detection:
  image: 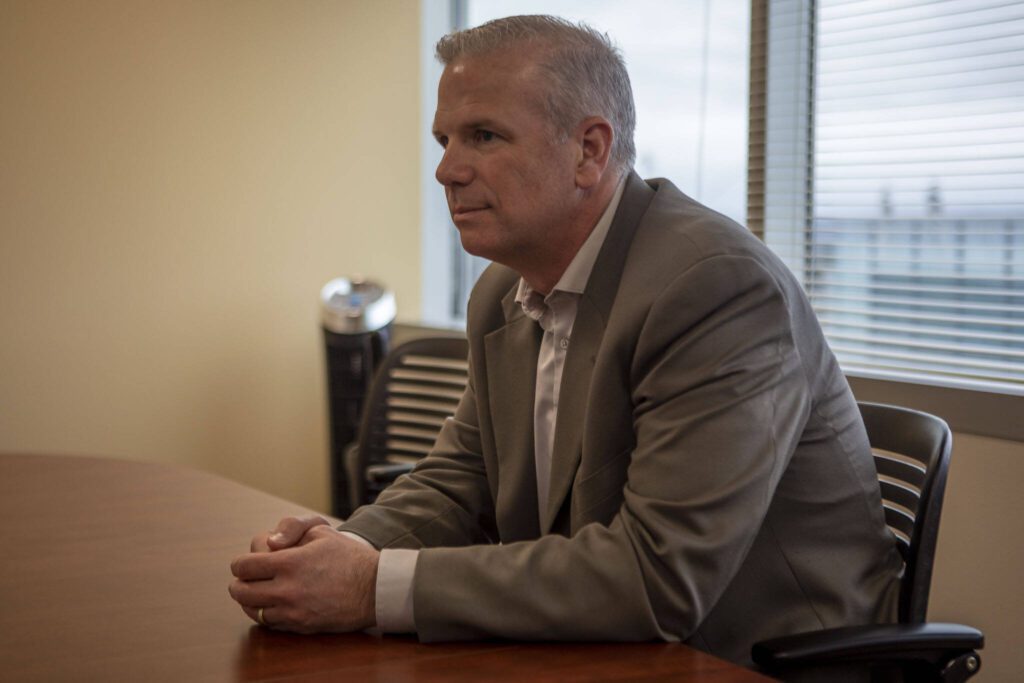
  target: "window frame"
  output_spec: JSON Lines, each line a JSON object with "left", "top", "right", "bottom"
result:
{"left": 419, "top": 0, "right": 490, "bottom": 329}
{"left": 418, "top": 0, "right": 459, "bottom": 328}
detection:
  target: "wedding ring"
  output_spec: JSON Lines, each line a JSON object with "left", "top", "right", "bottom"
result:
{"left": 257, "top": 607, "right": 267, "bottom": 627}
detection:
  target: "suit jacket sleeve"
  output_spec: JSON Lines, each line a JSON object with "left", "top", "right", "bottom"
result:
{"left": 411, "top": 253, "right": 813, "bottom": 642}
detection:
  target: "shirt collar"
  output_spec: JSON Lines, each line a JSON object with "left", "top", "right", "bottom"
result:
{"left": 515, "top": 175, "right": 628, "bottom": 317}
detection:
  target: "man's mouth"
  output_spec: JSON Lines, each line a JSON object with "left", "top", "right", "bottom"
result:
{"left": 452, "top": 206, "right": 489, "bottom": 220}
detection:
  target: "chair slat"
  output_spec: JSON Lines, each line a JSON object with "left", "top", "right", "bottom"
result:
{"left": 388, "top": 382, "right": 465, "bottom": 401}
{"left": 388, "top": 396, "right": 461, "bottom": 414}
{"left": 892, "top": 534, "right": 910, "bottom": 563}
{"left": 879, "top": 478, "right": 921, "bottom": 515}
{"left": 401, "top": 354, "right": 469, "bottom": 372}
{"left": 874, "top": 453, "right": 927, "bottom": 489}
{"left": 389, "top": 368, "right": 469, "bottom": 386}
{"left": 383, "top": 454, "right": 421, "bottom": 465}
{"left": 884, "top": 503, "right": 916, "bottom": 539}
{"left": 387, "top": 425, "right": 442, "bottom": 442}
{"left": 386, "top": 410, "right": 448, "bottom": 429}
{"left": 385, "top": 438, "right": 434, "bottom": 455}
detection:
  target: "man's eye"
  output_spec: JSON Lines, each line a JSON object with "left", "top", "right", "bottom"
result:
{"left": 475, "top": 130, "right": 496, "bottom": 143}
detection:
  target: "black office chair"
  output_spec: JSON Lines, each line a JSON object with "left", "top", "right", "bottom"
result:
{"left": 344, "top": 335, "right": 469, "bottom": 510}
{"left": 752, "top": 402, "right": 983, "bottom": 682}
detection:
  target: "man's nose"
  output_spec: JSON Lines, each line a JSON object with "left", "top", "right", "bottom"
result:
{"left": 435, "top": 146, "right": 473, "bottom": 187}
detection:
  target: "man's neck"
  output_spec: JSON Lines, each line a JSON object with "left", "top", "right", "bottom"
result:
{"left": 521, "top": 172, "right": 624, "bottom": 295}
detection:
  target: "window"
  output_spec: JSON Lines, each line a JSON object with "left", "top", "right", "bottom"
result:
{"left": 420, "top": 0, "right": 750, "bottom": 326}
{"left": 752, "top": 0, "right": 1024, "bottom": 407}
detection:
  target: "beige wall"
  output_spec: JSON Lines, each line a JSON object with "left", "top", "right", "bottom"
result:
{"left": 0, "top": 0, "right": 421, "bottom": 513}
{"left": 1, "top": 1, "right": 1020, "bottom": 678}
{"left": 928, "top": 432, "right": 1024, "bottom": 681}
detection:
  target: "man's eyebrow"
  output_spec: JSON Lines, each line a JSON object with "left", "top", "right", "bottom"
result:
{"left": 464, "top": 118, "right": 502, "bottom": 130}
{"left": 435, "top": 118, "right": 508, "bottom": 137}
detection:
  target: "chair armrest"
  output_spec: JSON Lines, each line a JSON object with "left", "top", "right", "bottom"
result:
{"left": 365, "top": 462, "right": 416, "bottom": 485}
{"left": 752, "top": 622, "right": 983, "bottom": 668}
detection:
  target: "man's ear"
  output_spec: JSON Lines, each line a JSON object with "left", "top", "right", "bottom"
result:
{"left": 574, "top": 117, "right": 614, "bottom": 190}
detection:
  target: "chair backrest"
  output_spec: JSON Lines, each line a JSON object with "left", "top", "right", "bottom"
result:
{"left": 859, "top": 401, "right": 953, "bottom": 624}
{"left": 349, "top": 335, "right": 469, "bottom": 507}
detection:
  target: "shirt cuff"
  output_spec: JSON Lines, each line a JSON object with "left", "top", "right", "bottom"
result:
{"left": 375, "top": 548, "right": 419, "bottom": 633}
{"left": 339, "top": 532, "right": 418, "bottom": 633}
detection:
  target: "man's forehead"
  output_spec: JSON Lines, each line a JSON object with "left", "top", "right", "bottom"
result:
{"left": 434, "top": 51, "right": 547, "bottom": 122}
{"left": 442, "top": 46, "right": 546, "bottom": 89}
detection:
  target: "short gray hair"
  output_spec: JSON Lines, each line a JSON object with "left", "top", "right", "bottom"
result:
{"left": 436, "top": 15, "right": 636, "bottom": 172}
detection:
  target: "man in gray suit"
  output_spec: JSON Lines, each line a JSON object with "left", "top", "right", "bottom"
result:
{"left": 230, "top": 15, "right": 902, "bottom": 666}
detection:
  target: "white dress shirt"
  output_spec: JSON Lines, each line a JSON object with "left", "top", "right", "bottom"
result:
{"left": 354, "top": 177, "right": 628, "bottom": 633}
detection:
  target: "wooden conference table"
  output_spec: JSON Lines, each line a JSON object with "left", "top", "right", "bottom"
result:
{"left": 0, "top": 454, "right": 771, "bottom": 682}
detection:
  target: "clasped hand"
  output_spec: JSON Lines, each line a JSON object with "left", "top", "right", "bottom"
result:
{"left": 229, "top": 515, "right": 379, "bottom": 633}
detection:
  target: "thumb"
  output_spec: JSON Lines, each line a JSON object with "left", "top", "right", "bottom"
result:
{"left": 267, "top": 514, "right": 329, "bottom": 550}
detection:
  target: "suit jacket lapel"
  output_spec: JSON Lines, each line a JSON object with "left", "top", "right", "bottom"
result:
{"left": 485, "top": 285, "right": 542, "bottom": 540}
{"left": 542, "top": 172, "right": 657, "bottom": 533}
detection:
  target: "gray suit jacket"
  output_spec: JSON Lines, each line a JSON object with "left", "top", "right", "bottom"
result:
{"left": 341, "top": 173, "right": 902, "bottom": 665}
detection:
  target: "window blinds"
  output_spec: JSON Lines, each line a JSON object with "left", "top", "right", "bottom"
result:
{"left": 752, "top": 0, "right": 1024, "bottom": 395}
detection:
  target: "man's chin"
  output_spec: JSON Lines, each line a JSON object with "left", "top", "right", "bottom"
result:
{"left": 455, "top": 229, "right": 499, "bottom": 262}
{"left": 457, "top": 237, "right": 491, "bottom": 260}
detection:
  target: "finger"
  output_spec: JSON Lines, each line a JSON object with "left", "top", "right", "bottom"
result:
{"left": 268, "top": 515, "right": 329, "bottom": 550}
{"left": 295, "top": 523, "right": 342, "bottom": 547}
{"left": 230, "top": 552, "right": 278, "bottom": 581}
{"left": 228, "top": 577, "right": 277, "bottom": 607}
{"left": 250, "top": 531, "right": 271, "bottom": 553}
{"left": 268, "top": 514, "right": 329, "bottom": 548}
{"left": 240, "top": 604, "right": 284, "bottom": 630}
